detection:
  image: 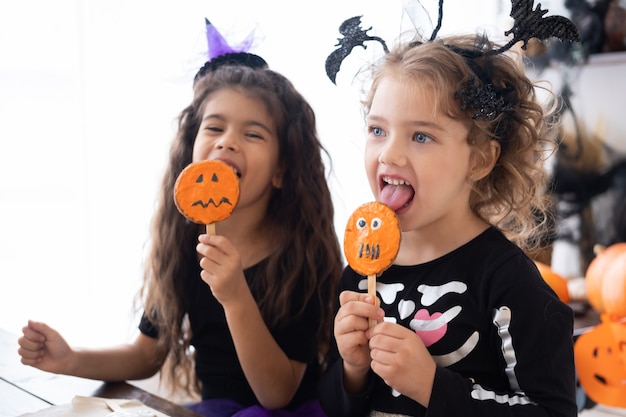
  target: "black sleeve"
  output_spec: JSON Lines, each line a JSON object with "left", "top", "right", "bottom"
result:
{"left": 138, "top": 312, "right": 158, "bottom": 339}
{"left": 319, "top": 266, "right": 374, "bottom": 417}
{"left": 425, "top": 255, "right": 578, "bottom": 417}
{"left": 319, "top": 358, "right": 376, "bottom": 417}
{"left": 320, "top": 253, "right": 577, "bottom": 417}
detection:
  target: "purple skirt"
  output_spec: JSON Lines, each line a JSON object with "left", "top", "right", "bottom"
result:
{"left": 187, "top": 398, "right": 327, "bottom": 417}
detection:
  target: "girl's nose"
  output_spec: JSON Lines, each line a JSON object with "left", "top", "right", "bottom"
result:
{"left": 378, "top": 134, "right": 406, "bottom": 167}
{"left": 215, "top": 132, "right": 239, "bottom": 151}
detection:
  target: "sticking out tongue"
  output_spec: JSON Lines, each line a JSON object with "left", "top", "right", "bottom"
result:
{"left": 379, "top": 184, "right": 415, "bottom": 211}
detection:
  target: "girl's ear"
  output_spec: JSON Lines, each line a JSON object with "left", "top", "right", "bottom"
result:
{"left": 272, "top": 165, "right": 284, "bottom": 189}
{"left": 469, "top": 140, "right": 500, "bottom": 181}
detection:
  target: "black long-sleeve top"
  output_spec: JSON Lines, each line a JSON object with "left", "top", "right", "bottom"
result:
{"left": 319, "top": 227, "right": 577, "bottom": 417}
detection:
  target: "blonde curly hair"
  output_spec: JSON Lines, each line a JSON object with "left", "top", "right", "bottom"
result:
{"left": 362, "top": 34, "right": 558, "bottom": 253}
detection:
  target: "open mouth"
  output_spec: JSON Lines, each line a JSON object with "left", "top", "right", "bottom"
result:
{"left": 380, "top": 176, "right": 415, "bottom": 211}
{"left": 215, "top": 159, "right": 242, "bottom": 179}
{"left": 226, "top": 164, "right": 241, "bottom": 179}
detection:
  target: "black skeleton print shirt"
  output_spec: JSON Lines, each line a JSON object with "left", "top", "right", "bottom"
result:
{"left": 319, "top": 227, "right": 577, "bottom": 417}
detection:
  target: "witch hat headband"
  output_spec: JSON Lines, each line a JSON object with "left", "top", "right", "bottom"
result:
{"left": 194, "top": 18, "right": 267, "bottom": 83}
{"left": 325, "top": 0, "right": 580, "bottom": 122}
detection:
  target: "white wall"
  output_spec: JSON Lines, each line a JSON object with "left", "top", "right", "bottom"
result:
{"left": 0, "top": 0, "right": 397, "bottom": 346}
{"left": 1, "top": 0, "right": 581, "bottom": 348}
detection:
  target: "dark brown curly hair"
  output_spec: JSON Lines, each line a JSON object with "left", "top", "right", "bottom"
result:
{"left": 137, "top": 64, "right": 343, "bottom": 396}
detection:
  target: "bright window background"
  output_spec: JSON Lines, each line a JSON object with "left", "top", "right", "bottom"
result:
{"left": 1, "top": 0, "right": 517, "bottom": 347}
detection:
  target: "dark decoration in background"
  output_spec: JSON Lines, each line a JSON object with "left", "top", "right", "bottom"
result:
{"left": 602, "top": 0, "right": 626, "bottom": 52}
{"left": 540, "top": 78, "right": 626, "bottom": 272}
{"left": 566, "top": 0, "right": 610, "bottom": 57}
{"left": 525, "top": 0, "right": 626, "bottom": 71}
{"left": 550, "top": 144, "right": 626, "bottom": 264}
{"left": 520, "top": 1, "right": 626, "bottom": 274}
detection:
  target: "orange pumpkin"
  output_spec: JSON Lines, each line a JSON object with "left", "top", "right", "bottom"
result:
{"left": 585, "top": 243, "right": 626, "bottom": 316}
{"left": 574, "top": 316, "right": 626, "bottom": 408}
{"left": 534, "top": 261, "right": 570, "bottom": 303}
{"left": 344, "top": 201, "right": 401, "bottom": 276}
{"left": 174, "top": 160, "right": 239, "bottom": 224}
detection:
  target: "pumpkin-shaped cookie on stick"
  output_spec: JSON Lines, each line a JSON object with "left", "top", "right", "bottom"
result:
{"left": 344, "top": 201, "right": 401, "bottom": 327}
{"left": 174, "top": 160, "right": 240, "bottom": 235}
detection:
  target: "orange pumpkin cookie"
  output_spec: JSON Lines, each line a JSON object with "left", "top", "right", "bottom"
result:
{"left": 344, "top": 201, "right": 401, "bottom": 276}
{"left": 174, "top": 160, "right": 239, "bottom": 224}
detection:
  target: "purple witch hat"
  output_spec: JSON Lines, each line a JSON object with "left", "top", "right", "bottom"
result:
{"left": 194, "top": 18, "right": 267, "bottom": 83}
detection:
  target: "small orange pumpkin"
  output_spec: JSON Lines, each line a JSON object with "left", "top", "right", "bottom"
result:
{"left": 585, "top": 243, "right": 626, "bottom": 317}
{"left": 534, "top": 261, "right": 570, "bottom": 303}
{"left": 174, "top": 160, "right": 239, "bottom": 224}
{"left": 344, "top": 201, "right": 401, "bottom": 276}
{"left": 574, "top": 316, "right": 626, "bottom": 408}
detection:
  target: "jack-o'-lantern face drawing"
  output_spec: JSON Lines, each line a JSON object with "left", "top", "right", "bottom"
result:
{"left": 344, "top": 201, "right": 401, "bottom": 276}
{"left": 174, "top": 160, "right": 239, "bottom": 224}
{"left": 574, "top": 318, "right": 626, "bottom": 408}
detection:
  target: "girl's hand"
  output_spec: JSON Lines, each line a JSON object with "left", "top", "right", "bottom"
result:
{"left": 368, "top": 321, "right": 436, "bottom": 407}
{"left": 18, "top": 320, "right": 74, "bottom": 374}
{"left": 197, "top": 234, "right": 248, "bottom": 307}
{"left": 19, "top": 321, "right": 165, "bottom": 381}
{"left": 334, "top": 290, "right": 384, "bottom": 392}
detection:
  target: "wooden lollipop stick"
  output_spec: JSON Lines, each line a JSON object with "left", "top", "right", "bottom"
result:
{"left": 206, "top": 222, "right": 216, "bottom": 236}
{"left": 368, "top": 273, "right": 377, "bottom": 328}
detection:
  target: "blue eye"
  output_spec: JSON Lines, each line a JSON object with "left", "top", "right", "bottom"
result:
{"left": 371, "top": 126, "right": 384, "bottom": 137}
{"left": 356, "top": 218, "right": 367, "bottom": 230}
{"left": 413, "top": 132, "right": 432, "bottom": 143}
{"left": 371, "top": 218, "right": 382, "bottom": 230}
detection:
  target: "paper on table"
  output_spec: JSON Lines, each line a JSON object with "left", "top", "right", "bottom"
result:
{"left": 18, "top": 396, "right": 171, "bottom": 417}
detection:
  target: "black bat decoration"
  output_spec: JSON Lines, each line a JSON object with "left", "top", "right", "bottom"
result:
{"left": 325, "top": 16, "right": 389, "bottom": 84}
{"left": 494, "top": 0, "right": 580, "bottom": 53}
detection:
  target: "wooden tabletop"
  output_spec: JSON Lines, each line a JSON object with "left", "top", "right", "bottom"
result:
{"left": 571, "top": 301, "right": 601, "bottom": 337}
{"left": 0, "top": 327, "right": 201, "bottom": 417}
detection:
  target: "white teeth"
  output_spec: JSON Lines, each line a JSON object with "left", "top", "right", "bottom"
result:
{"left": 383, "top": 177, "right": 410, "bottom": 186}
{"left": 227, "top": 165, "right": 240, "bottom": 177}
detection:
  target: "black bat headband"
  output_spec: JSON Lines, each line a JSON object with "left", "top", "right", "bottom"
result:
{"left": 325, "top": 0, "right": 580, "bottom": 129}
{"left": 325, "top": 16, "right": 389, "bottom": 84}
